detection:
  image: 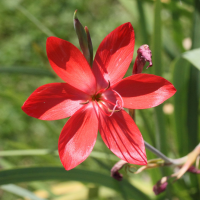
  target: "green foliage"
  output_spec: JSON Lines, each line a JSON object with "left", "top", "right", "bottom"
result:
{"left": 0, "top": 0, "right": 199, "bottom": 199}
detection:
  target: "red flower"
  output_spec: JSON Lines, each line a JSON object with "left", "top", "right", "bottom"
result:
{"left": 22, "top": 23, "right": 176, "bottom": 170}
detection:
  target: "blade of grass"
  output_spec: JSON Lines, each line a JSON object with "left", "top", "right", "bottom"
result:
{"left": 1, "top": 184, "right": 46, "bottom": 200}
{"left": 0, "top": 67, "right": 55, "bottom": 77}
{"left": 172, "top": 57, "right": 190, "bottom": 155}
{"left": 170, "top": 1, "right": 185, "bottom": 52}
{"left": 0, "top": 167, "right": 150, "bottom": 199}
{"left": 152, "top": 0, "right": 167, "bottom": 154}
{"left": 186, "top": 0, "right": 200, "bottom": 196}
{"left": 136, "top": 0, "right": 149, "bottom": 44}
{"left": 17, "top": 5, "right": 55, "bottom": 37}
{"left": 187, "top": 0, "right": 200, "bottom": 152}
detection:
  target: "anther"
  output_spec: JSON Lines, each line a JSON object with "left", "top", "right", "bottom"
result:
{"left": 105, "top": 80, "right": 110, "bottom": 90}
{"left": 80, "top": 100, "right": 89, "bottom": 105}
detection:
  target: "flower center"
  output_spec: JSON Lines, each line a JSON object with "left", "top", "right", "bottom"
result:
{"left": 94, "top": 82, "right": 124, "bottom": 117}
{"left": 80, "top": 81, "right": 124, "bottom": 117}
{"left": 91, "top": 93, "right": 102, "bottom": 102}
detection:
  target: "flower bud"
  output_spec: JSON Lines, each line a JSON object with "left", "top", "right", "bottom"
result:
{"left": 187, "top": 165, "right": 200, "bottom": 174}
{"left": 73, "top": 10, "right": 92, "bottom": 66}
{"left": 153, "top": 177, "right": 168, "bottom": 195}
{"left": 132, "top": 44, "right": 152, "bottom": 74}
{"left": 111, "top": 160, "right": 127, "bottom": 181}
{"left": 85, "top": 26, "right": 93, "bottom": 66}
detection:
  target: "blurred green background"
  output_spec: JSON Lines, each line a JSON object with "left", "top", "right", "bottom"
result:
{"left": 0, "top": 0, "right": 199, "bottom": 199}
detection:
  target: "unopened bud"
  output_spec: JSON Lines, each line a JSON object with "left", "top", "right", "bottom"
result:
{"left": 187, "top": 166, "right": 200, "bottom": 174}
{"left": 73, "top": 10, "right": 92, "bottom": 65}
{"left": 84, "top": 26, "right": 93, "bottom": 66}
{"left": 111, "top": 160, "right": 127, "bottom": 181}
{"left": 153, "top": 177, "right": 168, "bottom": 195}
{"left": 133, "top": 44, "right": 152, "bottom": 74}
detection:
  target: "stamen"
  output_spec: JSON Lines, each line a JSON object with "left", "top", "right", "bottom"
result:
{"left": 108, "top": 100, "right": 122, "bottom": 116}
{"left": 105, "top": 80, "right": 110, "bottom": 90}
{"left": 96, "top": 81, "right": 110, "bottom": 95}
{"left": 112, "top": 89, "right": 124, "bottom": 108}
{"left": 96, "top": 101, "right": 111, "bottom": 117}
{"left": 80, "top": 100, "right": 89, "bottom": 105}
{"left": 99, "top": 98, "right": 116, "bottom": 106}
{"left": 100, "top": 100, "right": 123, "bottom": 117}
{"left": 95, "top": 83, "right": 124, "bottom": 117}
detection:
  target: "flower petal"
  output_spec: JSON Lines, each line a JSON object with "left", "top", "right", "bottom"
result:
{"left": 113, "top": 74, "right": 176, "bottom": 109}
{"left": 93, "top": 22, "right": 135, "bottom": 89}
{"left": 58, "top": 103, "right": 98, "bottom": 170}
{"left": 46, "top": 36, "right": 96, "bottom": 95}
{"left": 98, "top": 109, "right": 147, "bottom": 165}
{"left": 22, "top": 83, "right": 89, "bottom": 120}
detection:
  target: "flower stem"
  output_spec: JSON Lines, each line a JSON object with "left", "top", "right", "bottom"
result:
{"left": 129, "top": 108, "right": 189, "bottom": 166}
{"left": 144, "top": 141, "right": 200, "bottom": 166}
{"left": 144, "top": 141, "right": 172, "bottom": 163}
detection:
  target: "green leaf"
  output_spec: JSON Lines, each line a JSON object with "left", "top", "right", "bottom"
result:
{"left": 172, "top": 57, "right": 190, "bottom": 155}
{"left": 1, "top": 184, "right": 46, "bottom": 200}
{"left": 182, "top": 48, "right": 200, "bottom": 70}
{"left": 186, "top": 1, "right": 200, "bottom": 197}
{"left": 152, "top": 0, "right": 167, "bottom": 155}
{"left": 0, "top": 167, "right": 150, "bottom": 199}
{"left": 187, "top": 0, "right": 200, "bottom": 152}
{"left": 136, "top": 0, "right": 149, "bottom": 44}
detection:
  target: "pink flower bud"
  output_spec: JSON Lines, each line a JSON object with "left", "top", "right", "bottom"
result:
{"left": 153, "top": 177, "right": 168, "bottom": 195}
{"left": 111, "top": 160, "right": 127, "bottom": 181}
{"left": 153, "top": 181, "right": 168, "bottom": 195}
{"left": 133, "top": 44, "right": 152, "bottom": 74}
{"left": 187, "top": 166, "right": 200, "bottom": 174}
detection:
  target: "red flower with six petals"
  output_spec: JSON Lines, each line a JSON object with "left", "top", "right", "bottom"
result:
{"left": 22, "top": 23, "right": 176, "bottom": 170}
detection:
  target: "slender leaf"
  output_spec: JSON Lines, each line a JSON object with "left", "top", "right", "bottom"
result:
{"left": 172, "top": 57, "right": 190, "bottom": 155}
{"left": 187, "top": 0, "right": 200, "bottom": 152}
{"left": 0, "top": 167, "right": 150, "bottom": 199}
{"left": 1, "top": 184, "right": 46, "bottom": 200}
{"left": 152, "top": 0, "right": 167, "bottom": 155}
{"left": 136, "top": 0, "right": 149, "bottom": 44}
{"left": 0, "top": 67, "right": 55, "bottom": 77}
{"left": 186, "top": 0, "right": 200, "bottom": 197}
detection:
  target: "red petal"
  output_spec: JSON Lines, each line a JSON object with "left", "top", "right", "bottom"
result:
{"left": 93, "top": 23, "right": 135, "bottom": 89}
{"left": 58, "top": 103, "right": 98, "bottom": 170}
{"left": 98, "top": 109, "right": 147, "bottom": 165}
{"left": 46, "top": 37, "right": 96, "bottom": 95}
{"left": 22, "top": 83, "right": 89, "bottom": 120}
{"left": 113, "top": 74, "right": 176, "bottom": 109}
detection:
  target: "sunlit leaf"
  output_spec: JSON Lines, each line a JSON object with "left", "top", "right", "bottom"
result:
{"left": 182, "top": 48, "right": 200, "bottom": 70}
{"left": 1, "top": 184, "right": 46, "bottom": 200}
